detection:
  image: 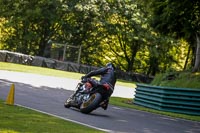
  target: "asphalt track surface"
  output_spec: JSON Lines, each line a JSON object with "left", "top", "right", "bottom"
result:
{"left": 0, "top": 71, "right": 200, "bottom": 133}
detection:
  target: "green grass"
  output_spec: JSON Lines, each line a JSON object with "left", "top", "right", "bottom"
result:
{"left": 0, "top": 62, "right": 84, "bottom": 79}
{"left": 151, "top": 71, "right": 200, "bottom": 89}
{"left": 109, "top": 97, "right": 200, "bottom": 122}
{"left": 0, "top": 100, "right": 104, "bottom": 133}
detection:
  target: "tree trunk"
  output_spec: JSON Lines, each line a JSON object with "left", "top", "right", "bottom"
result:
{"left": 183, "top": 45, "right": 191, "bottom": 70}
{"left": 192, "top": 33, "right": 200, "bottom": 72}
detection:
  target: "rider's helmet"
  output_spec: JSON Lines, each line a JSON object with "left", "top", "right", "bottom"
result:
{"left": 106, "top": 62, "right": 115, "bottom": 70}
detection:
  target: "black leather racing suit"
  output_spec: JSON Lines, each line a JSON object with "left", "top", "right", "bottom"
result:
{"left": 84, "top": 66, "right": 117, "bottom": 97}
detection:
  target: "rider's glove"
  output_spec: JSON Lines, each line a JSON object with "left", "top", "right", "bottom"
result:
{"left": 81, "top": 76, "right": 86, "bottom": 80}
{"left": 81, "top": 76, "right": 87, "bottom": 82}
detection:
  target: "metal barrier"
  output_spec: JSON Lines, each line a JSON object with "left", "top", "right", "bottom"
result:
{"left": 134, "top": 84, "right": 200, "bottom": 115}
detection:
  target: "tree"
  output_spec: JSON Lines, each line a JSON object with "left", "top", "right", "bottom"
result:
{"left": 0, "top": 0, "right": 189, "bottom": 75}
{"left": 61, "top": 0, "right": 108, "bottom": 65}
{"left": 0, "top": 0, "right": 64, "bottom": 56}
{"left": 98, "top": 0, "right": 151, "bottom": 72}
{"left": 148, "top": 0, "right": 200, "bottom": 72}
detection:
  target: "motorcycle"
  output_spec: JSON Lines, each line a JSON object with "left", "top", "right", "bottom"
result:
{"left": 64, "top": 78, "right": 112, "bottom": 114}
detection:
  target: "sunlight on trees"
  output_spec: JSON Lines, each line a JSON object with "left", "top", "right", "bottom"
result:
{"left": 0, "top": 0, "right": 199, "bottom": 75}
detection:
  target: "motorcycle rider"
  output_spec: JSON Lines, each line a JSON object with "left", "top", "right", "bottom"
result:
{"left": 81, "top": 62, "right": 117, "bottom": 110}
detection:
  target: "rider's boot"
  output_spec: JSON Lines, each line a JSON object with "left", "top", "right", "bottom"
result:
{"left": 100, "top": 99, "right": 109, "bottom": 110}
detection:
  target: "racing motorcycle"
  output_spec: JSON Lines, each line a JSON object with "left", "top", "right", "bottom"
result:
{"left": 64, "top": 78, "right": 112, "bottom": 114}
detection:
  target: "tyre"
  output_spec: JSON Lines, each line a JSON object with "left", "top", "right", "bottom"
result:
{"left": 80, "top": 93, "right": 102, "bottom": 114}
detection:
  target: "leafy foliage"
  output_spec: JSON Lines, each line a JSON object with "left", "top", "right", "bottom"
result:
{"left": 146, "top": 0, "right": 200, "bottom": 72}
{"left": 0, "top": 0, "right": 198, "bottom": 75}
{"left": 0, "top": 0, "right": 64, "bottom": 55}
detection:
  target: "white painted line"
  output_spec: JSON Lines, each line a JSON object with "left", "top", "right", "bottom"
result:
{"left": 116, "top": 119, "right": 128, "bottom": 123}
{"left": 16, "top": 104, "right": 111, "bottom": 132}
{"left": 112, "top": 106, "right": 123, "bottom": 110}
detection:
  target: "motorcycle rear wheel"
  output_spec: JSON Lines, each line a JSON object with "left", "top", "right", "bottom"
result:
{"left": 80, "top": 93, "right": 102, "bottom": 114}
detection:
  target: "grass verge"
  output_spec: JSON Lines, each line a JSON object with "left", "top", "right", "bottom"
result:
{"left": 109, "top": 97, "right": 200, "bottom": 122}
{"left": 151, "top": 71, "right": 200, "bottom": 89}
{"left": 0, "top": 100, "right": 104, "bottom": 133}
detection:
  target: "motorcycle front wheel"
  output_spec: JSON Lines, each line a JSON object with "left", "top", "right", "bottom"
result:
{"left": 80, "top": 93, "right": 102, "bottom": 114}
